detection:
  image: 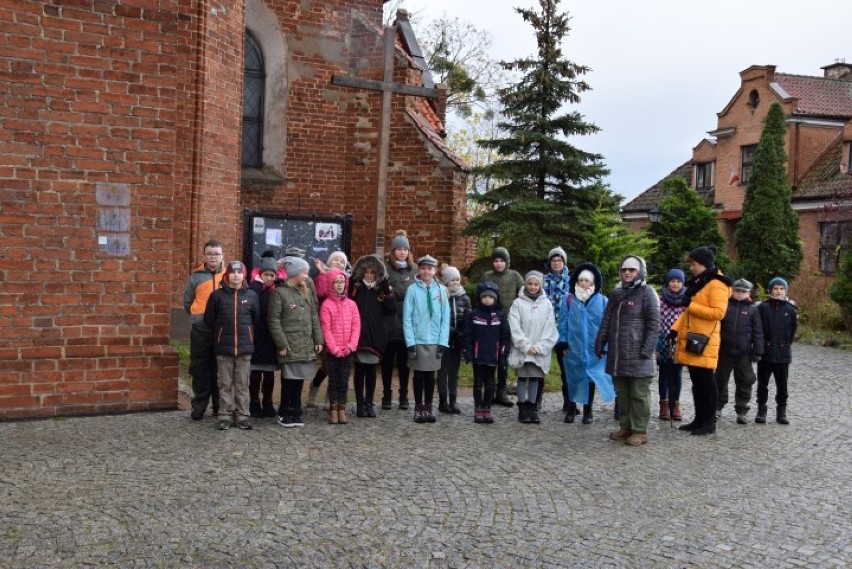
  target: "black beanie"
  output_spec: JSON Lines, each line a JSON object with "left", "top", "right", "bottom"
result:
{"left": 687, "top": 246, "right": 716, "bottom": 269}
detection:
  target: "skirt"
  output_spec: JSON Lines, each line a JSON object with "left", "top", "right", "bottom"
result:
{"left": 281, "top": 360, "right": 316, "bottom": 380}
{"left": 412, "top": 344, "right": 442, "bottom": 372}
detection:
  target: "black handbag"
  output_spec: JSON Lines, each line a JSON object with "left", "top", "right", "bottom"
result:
{"left": 684, "top": 313, "right": 716, "bottom": 355}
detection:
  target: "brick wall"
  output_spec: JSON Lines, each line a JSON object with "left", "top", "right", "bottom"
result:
{"left": 0, "top": 1, "right": 182, "bottom": 419}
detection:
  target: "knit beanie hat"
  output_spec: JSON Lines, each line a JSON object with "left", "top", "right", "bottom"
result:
{"left": 260, "top": 257, "right": 278, "bottom": 274}
{"left": 577, "top": 269, "right": 594, "bottom": 283}
{"left": 391, "top": 231, "right": 410, "bottom": 251}
{"left": 665, "top": 268, "right": 686, "bottom": 284}
{"left": 548, "top": 246, "right": 567, "bottom": 264}
{"left": 492, "top": 247, "right": 510, "bottom": 263}
{"left": 524, "top": 270, "right": 544, "bottom": 285}
{"left": 480, "top": 288, "right": 498, "bottom": 300}
{"left": 440, "top": 266, "right": 461, "bottom": 284}
{"left": 284, "top": 257, "right": 309, "bottom": 277}
{"left": 327, "top": 250, "right": 347, "bottom": 266}
{"left": 687, "top": 245, "right": 716, "bottom": 269}
{"left": 620, "top": 256, "right": 642, "bottom": 272}
{"left": 733, "top": 278, "right": 753, "bottom": 292}
{"left": 767, "top": 276, "right": 788, "bottom": 291}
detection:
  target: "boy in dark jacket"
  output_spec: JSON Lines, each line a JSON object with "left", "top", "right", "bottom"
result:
{"left": 204, "top": 261, "right": 260, "bottom": 431}
{"left": 463, "top": 281, "right": 511, "bottom": 424}
{"left": 756, "top": 277, "right": 798, "bottom": 425}
{"left": 715, "top": 279, "right": 764, "bottom": 424}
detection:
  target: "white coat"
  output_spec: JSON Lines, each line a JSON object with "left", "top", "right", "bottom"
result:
{"left": 508, "top": 292, "right": 559, "bottom": 375}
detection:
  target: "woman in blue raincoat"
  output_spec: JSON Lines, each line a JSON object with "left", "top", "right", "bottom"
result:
{"left": 558, "top": 262, "right": 615, "bottom": 424}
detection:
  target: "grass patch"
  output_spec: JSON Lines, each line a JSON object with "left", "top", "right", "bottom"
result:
{"left": 457, "top": 353, "right": 564, "bottom": 391}
{"left": 796, "top": 323, "right": 852, "bottom": 350}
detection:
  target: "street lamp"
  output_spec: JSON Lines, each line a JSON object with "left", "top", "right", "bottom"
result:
{"left": 648, "top": 205, "right": 663, "bottom": 224}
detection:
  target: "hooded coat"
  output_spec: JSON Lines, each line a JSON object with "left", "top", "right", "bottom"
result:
{"left": 384, "top": 254, "right": 416, "bottom": 342}
{"left": 462, "top": 281, "right": 510, "bottom": 366}
{"left": 204, "top": 275, "right": 260, "bottom": 357}
{"left": 671, "top": 267, "right": 732, "bottom": 369}
{"left": 267, "top": 276, "right": 324, "bottom": 364}
{"left": 595, "top": 255, "right": 660, "bottom": 378}
{"left": 559, "top": 263, "right": 614, "bottom": 404}
{"left": 481, "top": 247, "right": 525, "bottom": 312}
{"left": 319, "top": 269, "right": 361, "bottom": 358}
{"left": 508, "top": 285, "right": 560, "bottom": 375}
{"left": 349, "top": 255, "right": 397, "bottom": 357}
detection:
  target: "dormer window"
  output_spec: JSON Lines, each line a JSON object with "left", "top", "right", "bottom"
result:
{"left": 747, "top": 89, "right": 760, "bottom": 110}
{"left": 695, "top": 162, "right": 714, "bottom": 190}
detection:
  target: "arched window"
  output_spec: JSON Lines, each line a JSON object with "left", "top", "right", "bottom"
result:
{"left": 242, "top": 32, "right": 265, "bottom": 168}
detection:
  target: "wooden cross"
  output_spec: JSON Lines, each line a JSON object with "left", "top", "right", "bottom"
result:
{"left": 332, "top": 13, "right": 441, "bottom": 259}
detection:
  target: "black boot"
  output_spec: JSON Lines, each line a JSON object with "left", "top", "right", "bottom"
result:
{"left": 564, "top": 403, "right": 578, "bottom": 424}
{"left": 438, "top": 393, "right": 452, "bottom": 414}
{"left": 249, "top": 401, "right": 264, "bottom": 418}
{"left": 449, "top": 393, "right": 461, "bottom": 414}
{"left": 528, "top": 402, "right": 541, "bottom": 424}
{"left": 366, "top": 401, "right": 376, "bottom": 418}
{"left": 678, "top": 419, "right": 702, "bottom": 431}
{"left": 356, "top": 398, "right": 367, "bottom": 418}
{"left": 755, "top": 404, "right": 768, "bottom": 424}
{"left": 581, "top": 404, "right": 593, "bottom": 424}
{"left": 776, "top": 405, "right": 789, "bottom": 425}
{"left": 517, "top": 402, "right": 528, "bottom": 423}
{"left": 494, "top": 389, "right": 514, "bottom": 407}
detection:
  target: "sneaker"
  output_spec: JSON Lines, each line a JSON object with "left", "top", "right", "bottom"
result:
{"left": 237, "top": 419, "right": 253, "bottom": 430}
{"left": 249, "top": 401, "right": 264, "bottom": 419}
{"left": 292, "top": 408, "right": 305, "bottom": 428}
{"left": 262, "top": 400, "right": 277, "bottom": 417}
{"left": 277, "top": 413, "right": 295, "bottom": 428}
{"left": 216, "top": 419, "right": 231, "bottom": 431}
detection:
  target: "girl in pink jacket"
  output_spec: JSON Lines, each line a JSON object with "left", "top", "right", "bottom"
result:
{"left": 319, "top": 268, "right": 361, "bottom": 424}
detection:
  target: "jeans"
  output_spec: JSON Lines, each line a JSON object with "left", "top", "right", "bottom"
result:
{"left": 658, "top": 361, "right": 683, "bottom": 401}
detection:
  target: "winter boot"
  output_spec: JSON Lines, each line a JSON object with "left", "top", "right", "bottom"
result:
{"left": 381, "top": 393, "right": 392, "bottom": 410}
{"left": 366, "top": 401, "right": 376, "bottom": 418}
{"left": 356, "top": 398, "right": 367, "bottom": 418}
{"left": 262, "top": 399, "right": 277, "bottom": 418}
{"left": 517, "top": 402, "right": 528, "bottom": 423}
{"left": 658, "top": 400, "right": 670, "bottom": 420}
{"left": 249, "top": 400, "right": 264, "bottom": 419}
{"left": 564, "top": 403, "right": 578, "bottom": 423}
{"left": 337, "top": 402, "right": 348, "bottom": 424}
{"left": 776, "top": 405, "right": 789, "bottom": 425}
{"left": 494, "top": 389, "right": 514, "bottom": 407}
{"left": 306, "top": 384, "right": 320, "bottom": 408}
{"left": 438, "top": 393, "right": 452, "bottom": 414}
{"left": 425, "top": 404, "right": 437, "bottom": 423}
{"left": 328, "top": 403, "right": 339, "bottom": 425}
{"left": 582, "top": 404, "right": 593, "bottom": 424}
{"left": 670, "top": 401, "right": 682, "bottom": 421}
{"left": 755, "top": 404, "right": 768, "bottom": 424}
{"left": 483, "top": 407, "right": 494, "bottom": 424}
{"left": 528, "top": 402, "right": 541, "bottom": 424}
{"left": 450, "top": 393, "right": 461, "bottom": 414}
{"left": 474, "top": 408, "right": 484, "bottom": 424}
{"left": 413, "top": 404, "right": 425, "bottom": 423}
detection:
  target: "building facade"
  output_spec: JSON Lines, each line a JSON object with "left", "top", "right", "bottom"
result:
{"left": 0, "top": 1, "right": 466, "bottom": 419}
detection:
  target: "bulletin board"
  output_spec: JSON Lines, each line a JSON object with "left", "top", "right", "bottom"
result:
{"left": 242, "top": 212, "right": 352, "bottom": 275}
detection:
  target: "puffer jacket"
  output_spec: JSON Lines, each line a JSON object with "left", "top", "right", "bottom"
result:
{"left": 403, "top": 276, "right": 450, "bottom": 347}
{"left": 595, "top": 255, "right": 660, "bottom": 378}
{"left": 672, "top": 268, "right": 732, "bottom": 368}
{"left": 481, "top": 247, "right": 524, "bottom": 312}
{"left": 448, "top": 288, "right": 472, "bottom": 350}
{"left": 268, "top": 280, "right": 324, "bottom": 363}
{"left": 248, "top": 280, "right": 278, "bottom": 366}
{"left": 384, "top": 257, "right": 416, "bottom": 342}
{"left": 183, "top": 261, "right": 225, "bottom": 327}
{"left": 204, "top": 282, "right": 259, "bottom": 357}
{"left": 758, "top": 297, "right": 797, "bottom": 363}
{"left": 319, "top": 269, "right": 361, "bottom": 357}
{"left": 719, "top": 298, "right": 764, "bottom": 357}
{"left": 507, "top": 290, "right": 559, "bottom": 375}
{"left": 349, "top": 255, "right": 397, "bottom": 356}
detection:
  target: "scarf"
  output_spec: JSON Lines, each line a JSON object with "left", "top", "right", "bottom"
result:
{"left": 684, "top": 267, "right": 718, "bottom": 300}
{"left": 574, "top": 285, "right": 594, "bottom": 303}
{"left": 447, "top": 284, "right": 465, "bottom": 297}
{"left": 524, "top": 289, "right": 542, "bottom": 301}
{"left": 395, "top": 260, "right": 408, "bottom": 269}
{"left": 661, "top": 285, "right": 686, "bottom": 307}
{"left": 363, "top": 278, "right": 377, "bottom": 289}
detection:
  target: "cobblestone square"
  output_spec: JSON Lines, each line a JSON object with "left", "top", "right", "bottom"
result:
{"left": 1, "top": 343, "right": 850, "bottom": 568}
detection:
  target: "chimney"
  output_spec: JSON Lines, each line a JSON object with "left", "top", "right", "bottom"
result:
{"left": 822, "top": 59, "right": 852, "bottom": 81}
{"left": 434, "top": 83, "right": 448, "bottom": 125}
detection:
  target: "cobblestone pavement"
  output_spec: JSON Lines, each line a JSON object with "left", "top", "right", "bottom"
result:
{"left": 1, "top": 343, "right": 850, "bottom": 568}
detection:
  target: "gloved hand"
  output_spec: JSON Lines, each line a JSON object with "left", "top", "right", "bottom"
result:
{"left": 380, "top": 278, "right": 392, "bottom": 296}
{"left": 436, "top": 347, "right": 445, "bottom": 359}
{"left": 408, "top": 347, "right": 417, "bottom": 360}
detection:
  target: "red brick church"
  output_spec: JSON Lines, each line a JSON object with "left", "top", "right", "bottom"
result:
{"left": 0, "top": 1, "right": 467, "bottom": 419}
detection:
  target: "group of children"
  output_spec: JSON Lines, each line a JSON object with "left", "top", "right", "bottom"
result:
{"left": 200, "top": 241, "right": 796, "bottom": 434}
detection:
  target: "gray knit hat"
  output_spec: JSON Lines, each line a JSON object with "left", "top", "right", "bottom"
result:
{"left": 391, "top": 231, "right": 410, "bottom": 251}
{"left": 547, "top": 246, "right": 567, "bottom": 264}
{"left": 284, "top": 257, "right": 310, "bottom": 276}
{"left": 260, "top": 257, "right": 278, "bottom": 274}
{"left": 732, "top": 278, "right": 753, "bottom": 292}
{"left": 440, "top": 266, "right": 461, "bottom": 284}
{"left": 524, "top": 270, "right": 544, "bottom": 285}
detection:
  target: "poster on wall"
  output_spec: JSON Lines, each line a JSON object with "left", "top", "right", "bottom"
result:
{"left": 243, "top": 212, "right": 352, "bottom": 277}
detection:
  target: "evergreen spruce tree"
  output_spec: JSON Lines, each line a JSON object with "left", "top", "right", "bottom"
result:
{"left": 734, "top": 102, "right": 802, "bottom": 287}
{"left": 464, "top": 0, "right": 610, "bottom": 264}
{"left": 585, "top": 198, "right": 655, "bottom": 293}
{"left": 648, "top": 177, "right": 729, "bottom": 281}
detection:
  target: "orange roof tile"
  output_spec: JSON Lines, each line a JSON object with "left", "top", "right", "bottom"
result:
{"left": 774, "top": 74, "right": 852, "bottom": 118}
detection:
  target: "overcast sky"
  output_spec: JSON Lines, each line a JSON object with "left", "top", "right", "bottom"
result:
{"left": 391, "top": 0, "right": 852, "bottom": 202}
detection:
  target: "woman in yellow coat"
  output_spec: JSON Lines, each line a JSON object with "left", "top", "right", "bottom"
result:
{"left": 670, "top": 246, "right": 732, "bottom": 436}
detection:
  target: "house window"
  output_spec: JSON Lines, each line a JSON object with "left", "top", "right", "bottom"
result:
{"left": 819, "top": 221, "right": 852, "bottom": 273}
{"left": 741, "top": 145, "right": 756, "bottom": 184}
{"left": 695, "top": 162, "right": 713, "bottom": 190}
{"left": 242, "top": 32, "right": 265, "bottom": 168}
{"left": 747, "top": 89, "right": 760, "bottom": 110}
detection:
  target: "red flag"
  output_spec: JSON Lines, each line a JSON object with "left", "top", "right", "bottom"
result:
{"left": 728, "top": 170, "right": 740, "bottom": 185}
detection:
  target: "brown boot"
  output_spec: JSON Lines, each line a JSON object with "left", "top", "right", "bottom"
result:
{"left": 337, "top": 402, "right": 348, "bottom": 424}
{"left": 671, "top": 401, "right": 682, "bottom": 421}
{"left": 625, "top": 432, "right": 648, "bottom": 446}
{"left": 609, "top": 428, "right": 632, "bottom": 441}
{"left": 659, "top": 399, "right": 670, "bottom": 420}
{"left": 329, "top": 403, "right": 339, "bottom": 425}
